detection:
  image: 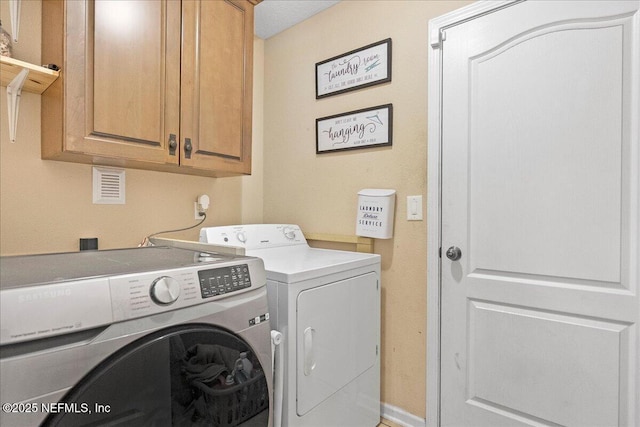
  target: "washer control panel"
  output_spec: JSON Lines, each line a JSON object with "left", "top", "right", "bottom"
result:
{"left": 0, "top": 248, "right": 267, "bottom": 345}
{"left": 109, "top": 258, "right": 265, "bottom": 322}
{"left": 199, "top": 264, "right": 251, "bottom": 298}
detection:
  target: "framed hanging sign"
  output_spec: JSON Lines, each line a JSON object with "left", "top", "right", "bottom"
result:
{"left": 316, "top": 104, "right": 393, "bottom": 154}
{"left": 316, "top": 38, "right": 392, "bottom": 99}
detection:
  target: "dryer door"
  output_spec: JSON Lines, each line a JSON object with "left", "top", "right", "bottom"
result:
{"left": 296, "top": 272, "right": 379, "bottom": 416}
{"left": 41, "top": 325, "right": 269, "bottom": 427}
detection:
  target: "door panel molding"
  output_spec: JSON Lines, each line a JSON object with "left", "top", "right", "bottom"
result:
{"left": 467, "top": 299, "right": 629, "bottom": 426}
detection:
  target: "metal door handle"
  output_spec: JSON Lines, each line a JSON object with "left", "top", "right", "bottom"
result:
{"left": 168, "top": 134, "right": 177, "bottom": 156}
{"left": 184, "top": 138, "right": 192, "bottom": 159}
{"left": 446, "top": 246, "right": 462, "bottom": 261}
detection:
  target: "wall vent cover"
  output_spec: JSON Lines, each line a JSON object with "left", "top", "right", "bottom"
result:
{"left": 93, "top": 166, "right": 125, "bottom": 204}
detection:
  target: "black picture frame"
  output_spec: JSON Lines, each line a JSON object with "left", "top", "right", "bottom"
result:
{"left": 315, "top": 38, "right": 392, "bottom": 99}
{"left": 316, "top": 104, "right": 393, "bottom": 154}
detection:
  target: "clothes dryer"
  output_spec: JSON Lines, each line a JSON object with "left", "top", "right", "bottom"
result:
{"left": 0, "top": 246, "right": 273, "bottom": 427}
{"left": 200, "top": 224, "right": 381, "bottom": 427}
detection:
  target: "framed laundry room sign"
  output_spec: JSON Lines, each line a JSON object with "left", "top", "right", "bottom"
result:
{"left": 316, "top": 38, "right": 392, "bottom": 99}
{"left": 316, "top": 104, "right": 393, "bottom": 154}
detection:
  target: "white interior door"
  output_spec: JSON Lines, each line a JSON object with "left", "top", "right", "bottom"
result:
{"left": 439, "top": 1, "right": 640, "bottom": 426}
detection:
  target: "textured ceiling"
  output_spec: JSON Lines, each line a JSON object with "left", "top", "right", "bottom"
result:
{"left": 255, "top": 0, "right": 341, "bottom": 39}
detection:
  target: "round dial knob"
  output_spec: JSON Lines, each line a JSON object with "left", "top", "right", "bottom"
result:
{"left": 282, "top": 227, "right": 296, "bottom": 240}
{"left": 236, "top": 231, "right": 247, "bottom": 243}
{"left": 150, "top": 276, "right": 181, "bottom": 305}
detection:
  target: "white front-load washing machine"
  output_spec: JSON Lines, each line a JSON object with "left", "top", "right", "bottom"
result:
{"left": 0, "top": 246, "right": 273, "bottom": 427}
{"left": 200, "top": 224, "right": 381, "bottom": 427}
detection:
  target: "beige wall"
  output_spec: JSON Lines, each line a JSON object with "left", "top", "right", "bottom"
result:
{"left": 262, "top": 0, "right": 471, "bottom": 418}
{"left": 0, "top": 1, "right": 264, "bottom": 255}
{"left": 0, "top": 0, "right": 475, "bottom": 420}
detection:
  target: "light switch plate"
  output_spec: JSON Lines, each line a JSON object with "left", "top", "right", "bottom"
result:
{"left": 407, "top": 195, "right": 423, "bottom": 221}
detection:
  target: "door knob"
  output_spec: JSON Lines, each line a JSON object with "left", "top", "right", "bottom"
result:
{"left": 446, "top": 246, "right": 462, "bottom": 261}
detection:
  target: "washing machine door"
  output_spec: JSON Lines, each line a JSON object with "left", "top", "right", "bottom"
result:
{"left": 41, "top": 324, "right": 269, "bottom": 427}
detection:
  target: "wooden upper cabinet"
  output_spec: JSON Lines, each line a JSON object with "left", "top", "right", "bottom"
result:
{"left": 41, "top": 0, "right": 256, "bottom": 177}
{"left": 181, "top": 0, "right": 253, "bottom": 174}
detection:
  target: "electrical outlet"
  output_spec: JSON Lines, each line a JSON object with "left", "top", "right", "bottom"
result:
{"left": 194, "top": 202, "right": 205, "bottom": 220}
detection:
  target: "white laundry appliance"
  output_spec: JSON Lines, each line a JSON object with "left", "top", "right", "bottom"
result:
{"left": 0, "top": 246, "right": 273, "bottom": 427}
{"left": 200, "top": 224, "right": 381, "bottom": 427}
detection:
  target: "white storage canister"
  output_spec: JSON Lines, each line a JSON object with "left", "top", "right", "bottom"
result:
{"left": 356, "top": 189, "right": 396, "bottom": 239}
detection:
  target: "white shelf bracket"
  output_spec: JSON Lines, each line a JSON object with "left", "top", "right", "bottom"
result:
{"left": 9, "top": 0, "right": 21, "bottom": 42}
{"left": 6, "top": 68, "right": 29, "bottom": 143}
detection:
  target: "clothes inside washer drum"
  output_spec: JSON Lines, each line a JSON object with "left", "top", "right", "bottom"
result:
{"left": 183, "top": 344, "right": 240, "bottom": 382}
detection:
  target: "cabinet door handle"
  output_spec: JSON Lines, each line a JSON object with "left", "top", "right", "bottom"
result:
{"left": 168, "top": 134, "right": 177, "bottom": 156}
{"left": 184, "top": 138, "right": 192, "bottom": 159}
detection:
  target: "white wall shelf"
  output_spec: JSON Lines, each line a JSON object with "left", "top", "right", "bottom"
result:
{"left": 1, "top": 56, "right": 59, "bottom": 142}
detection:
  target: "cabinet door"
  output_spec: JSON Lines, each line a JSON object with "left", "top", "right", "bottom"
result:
{"left": 180, "top": 0, "right": 254, "bottom": 175}
{"left": 42, "top": 0, "right": 181, "bottom": 166}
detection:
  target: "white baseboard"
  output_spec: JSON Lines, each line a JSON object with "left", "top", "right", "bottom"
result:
{"left": 380, "top": 403, "right": 426, "bottom": 427}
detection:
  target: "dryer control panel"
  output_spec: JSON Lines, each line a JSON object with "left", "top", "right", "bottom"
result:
{"left": 201, "top": 224, "right": 308, "bottom": 250}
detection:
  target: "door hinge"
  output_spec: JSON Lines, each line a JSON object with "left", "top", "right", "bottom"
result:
{"left": 439, "top": 247, "right": 442, "bottom": 258}
{"left": 430, "top": 29, "right": 446, "bottom": 49}
{"left": 376, "top": 345, "right": 379, "bottom": 356}
{"left": 377, "top": 280, "right": 379, "bottom": 290}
